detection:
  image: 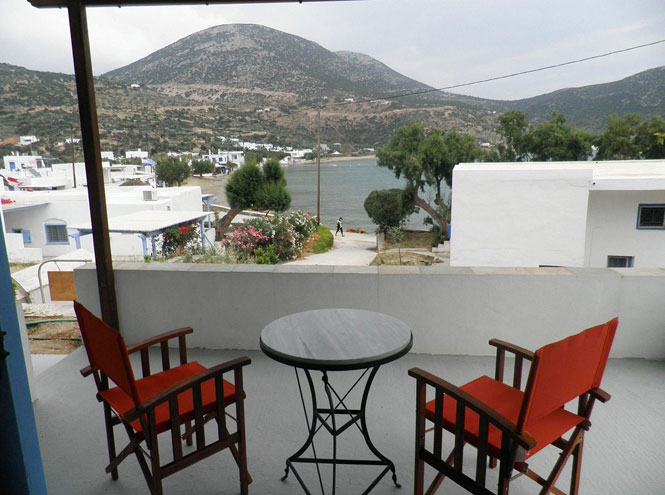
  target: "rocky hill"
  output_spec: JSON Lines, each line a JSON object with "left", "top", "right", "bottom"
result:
{"left": 103, "top": 24, "right": 432, "bottom": 98}
{"left": 505, "top": 66, "right": 665, "bottom": 131}
{"left": 1, "top": 24, "right": 664, "bottom": 157}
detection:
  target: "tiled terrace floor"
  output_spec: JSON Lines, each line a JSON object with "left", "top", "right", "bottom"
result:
{"left": 34, "top": 349, "right": 665, "bottom": 494}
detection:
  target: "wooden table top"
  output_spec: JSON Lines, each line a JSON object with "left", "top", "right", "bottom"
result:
{"left": 260, "top": 308, "right": 413, "bottom": 371}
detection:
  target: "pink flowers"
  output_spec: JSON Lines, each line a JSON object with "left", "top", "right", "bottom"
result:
{"left": 221, "top": 225, "right": 270, "bottom": 260}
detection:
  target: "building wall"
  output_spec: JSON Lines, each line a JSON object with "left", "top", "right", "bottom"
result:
{"left": 75, "top": 264, "right": 665, "bottom": 359}
{"left": 451, "top": 167, "right": 591, "bottom": 267}
{"left": 585, "top": 190, "right": 665, "bottom": 267}
{"left": 2, "top": 187, "right": 205, "bottom": 257}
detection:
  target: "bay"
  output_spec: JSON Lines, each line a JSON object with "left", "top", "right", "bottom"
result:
{"left": 284, "top": 158, "right": 435, "bottom": 231}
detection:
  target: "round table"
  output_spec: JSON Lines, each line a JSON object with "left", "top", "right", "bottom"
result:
{"left": 261, "top": 308, "right": 413, "bottom": 495}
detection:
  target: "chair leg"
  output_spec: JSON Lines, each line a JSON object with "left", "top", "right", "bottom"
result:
{"left": 569, "top": 435, "right": 584, "bottom": 495}
{"left": 235, "top": 370, "right": 249, "bottom": 495}
{"left": 103, "top": 403, "right": 119, "bottom": 480}
{"left": 414, "top": 381, "right": 426, "bottom": 495}
{"left": 540, "top": 428, "right": 584, "bottom": 495}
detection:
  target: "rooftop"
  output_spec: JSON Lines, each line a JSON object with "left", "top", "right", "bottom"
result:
{"left": 33, "top": 348, "right": 665, "bottom": 494}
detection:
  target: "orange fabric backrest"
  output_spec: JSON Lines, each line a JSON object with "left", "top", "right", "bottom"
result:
{"left": 74, "top": 301, "right": 140, "bottom": 405}
{"left": 521, "top": 318, "right": 618, "bottom": 427}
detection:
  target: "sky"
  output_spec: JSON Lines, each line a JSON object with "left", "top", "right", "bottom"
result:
{"left": 1, "top": 0, "right": 664, "bottom": 100}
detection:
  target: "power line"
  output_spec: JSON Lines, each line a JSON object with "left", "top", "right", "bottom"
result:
{"left": 259, "top": 38, "right": 665, "bottom": 123}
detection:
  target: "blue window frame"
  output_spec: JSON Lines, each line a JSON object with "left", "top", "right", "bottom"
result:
{"left": 607, "top": 256, "right": 634, "bottom": 268}
{"left": 637, "top": 204, "right": 665, "bottom": 229}
{"left": 44, "top": 223, "right": 69, "bottom": 245}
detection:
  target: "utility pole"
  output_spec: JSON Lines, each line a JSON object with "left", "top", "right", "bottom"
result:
{"left": 70, "top": 124, "right": 77, "bottom": 188}
{"left": 316, "top": 107, "right": 321, "bottom": 225}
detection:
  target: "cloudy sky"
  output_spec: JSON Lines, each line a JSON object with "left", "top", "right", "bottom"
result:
{"left": 2, "top": 0, "right": 664, "bottom": 100}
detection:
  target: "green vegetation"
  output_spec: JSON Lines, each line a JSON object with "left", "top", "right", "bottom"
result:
{"left": 155, "top": 157, "right": 190, "bottom": 186}
{"left": 363, "top": 188, "right": 415, "bottom": 233}
{"left": 377, "top": 120, "right": 481, "bottom": 240}
{"left": 387, "top": 227, "right": 404, "bottom": 265}
{"left": 312, "top": 225, "right": 334, "bottom": 254}
{"left": 219, "top": 158, "right": 291, "bottom": 232}
{"left": 191, "top": 159, "right": 214, "bottom": 177}
{"left": 492, "top": 110, "right": 665, "bottom": 161}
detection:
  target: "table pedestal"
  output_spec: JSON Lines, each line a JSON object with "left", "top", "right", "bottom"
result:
{"left": 282, "top": 366, "right": 401, "bottom": 495}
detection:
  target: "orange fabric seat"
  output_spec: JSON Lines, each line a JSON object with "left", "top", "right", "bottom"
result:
{"left": 425, "top": 375, "right": 584, "bottom": 459}
{"left": 100, "top": 361, "right": 237, "bottom": 434}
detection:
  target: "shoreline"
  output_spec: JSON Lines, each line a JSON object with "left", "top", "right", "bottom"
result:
{"left": 296, "top": 154, "right": 376, "bottom": 166}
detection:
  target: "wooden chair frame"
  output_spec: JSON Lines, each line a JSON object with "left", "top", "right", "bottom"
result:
{"left": 410, "top": 327, "right": 614, "bottom": 495}
{"left": 80, "top": 324, "right": 251, "bottom": 495}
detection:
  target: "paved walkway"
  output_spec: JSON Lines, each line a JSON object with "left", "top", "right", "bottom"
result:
{"left": 288, "top": 231, "right": 378, "bottom": 265}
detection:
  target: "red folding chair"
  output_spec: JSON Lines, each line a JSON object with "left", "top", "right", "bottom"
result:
{"left": 74, "top": 301, "right": 251, "bottom": 495}
{"left": 410, "top": 318, "right": 618, "bottom": 495}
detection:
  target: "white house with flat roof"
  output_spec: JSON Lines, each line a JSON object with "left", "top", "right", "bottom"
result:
{"left": 2, "top": 155, "right": 48, "bottom": 171}
{"left": 0, "top": 185, "right": 210, "bottom": 259}
{"left": 450, "top": 160, "right": 665, "bottom": 268}
{"left": 125, "top": 148, "right": 149, "bottom": 159}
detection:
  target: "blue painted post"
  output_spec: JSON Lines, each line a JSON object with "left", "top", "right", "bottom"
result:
{"left": 0, "top": 225, "right": 47, "bottom": 494}
{"left": 151, "top": 235, "right": 157, "bottom": 258}
{"left": 140, "top": 235, "right": 147, "bottom": 258}
{"left": 200, "top": 220, "right": 205, "bottom": 251}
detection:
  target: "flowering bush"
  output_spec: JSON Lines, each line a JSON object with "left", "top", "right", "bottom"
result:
{"left": 222, "top": 211, "right": 317, "bottom": 263}
{"left": 270, "top": 215, "right": 300, "bottom": 260}
{"left": 287, "top": 210, "right": 317, "bottom": 245}
{"left": 221, "top": 224, "right": 270, "bottom": 261}
{"left": 161, "top": 223, "right": 199, "bottom": 256}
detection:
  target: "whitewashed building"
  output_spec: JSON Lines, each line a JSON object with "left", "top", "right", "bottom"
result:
{"left": 19, "top": 135, "right": 39, "bottom": 146}
{"left": 101, "top": 151, "right": 115, "bottom": 161}
{"left": 450, "top": 160, "right": 665, "bottom": 268}
{"left": 125, "top": 148, "right": 149, "bottom": 160}
{"left": 1, "top": 185, "right": 210, "bottom": 259}
{"left": 203, "top": 150, "right": 245, "bottom": 166}
{"left": 2, "top": 155, "right": 48, "bottom": 171}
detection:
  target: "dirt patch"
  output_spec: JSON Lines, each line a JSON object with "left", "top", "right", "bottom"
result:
{"left": 27, "top": 317, "right": 82, "bottom": 355}
{"left": 383, "top": 230, "right": 433, "bottom": 250}
{"left": 371, "top": 252, "right": 442, "bottom": 266}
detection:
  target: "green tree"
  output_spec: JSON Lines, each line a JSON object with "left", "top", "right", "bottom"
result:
{"left": 528, "top": 113, "right": 593, "bottom": 161}
{"left": 364, "top": 189, "right": 416, "bottom": 233}
{"left": 155, "top": 157, "right": 190, "bottom": 186}
{"left": 634, "top": 116, "right": 665, "bottom": 159}
{"left": 497, "top": 110, "right": 530, "bottom": 160}
{"left": 387, "top": 226, "right": 404, "bottom": 265}
{"left": 218, "top": 158, "right": 291, "bottom": 232}
{"left": 496, "top": 111, "right": 593, "bottom": 161}
{"left": 191, "top": 159, "right": 214, "bottom": 177}
{"left": 595, "top": 114, "right": 642, "bottom": 160}
{"left": 376, "top": 120, "right": 480, "bottom": 237}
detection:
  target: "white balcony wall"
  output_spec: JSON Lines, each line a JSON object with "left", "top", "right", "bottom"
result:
{"left": 75, "top": 264, "right": 665, "bottom": 359}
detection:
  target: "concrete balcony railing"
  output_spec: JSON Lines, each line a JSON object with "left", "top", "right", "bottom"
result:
{"left": 74, "top": 263, "right": 665, "bottom": 359}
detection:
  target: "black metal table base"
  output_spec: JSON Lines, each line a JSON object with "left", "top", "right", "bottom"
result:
{"left": 282, "top": 366, "right": 401, "bottom": 495}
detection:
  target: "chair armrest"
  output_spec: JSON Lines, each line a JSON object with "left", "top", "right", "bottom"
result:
{"left": 80, "top": 365, "right": 94, "bottom": 377}
{"left": 589, "top": 387, "right": 611, "bottom": 403}
{"left": 126, "top": 327, "right": 194, "bottom": 354}
{"left": 125, "top": 356, "right": 251, "bottom": 422}
{"left": 409, "top": 367, "right": 536, "bottom": 450}
{"left": 489, "top": 339, "right": 534, "bottom": 361}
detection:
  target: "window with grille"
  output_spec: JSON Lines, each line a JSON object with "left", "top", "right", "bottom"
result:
{"left": 637, "top": 205, "right": 665, "bottom": 229}
{"left": 45, "top": 223, "right": 68, "bottom": 244}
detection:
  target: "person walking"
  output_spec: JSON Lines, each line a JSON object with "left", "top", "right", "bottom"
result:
{"left": 335, "top": 217, "right": 344, "bottom": 237}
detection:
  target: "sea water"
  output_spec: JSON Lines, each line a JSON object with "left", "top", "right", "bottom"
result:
{"left": 285, "top": 158, "right": 437, "bottom": 231}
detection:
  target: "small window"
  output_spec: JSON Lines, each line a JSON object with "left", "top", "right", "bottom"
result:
{"left": 637, "top": 204, "right": 665, "bottom": 229}
{"left": 607, "top": 256, "right": 634, "bottom": 268}
{"left": 45, "top": 223, "right": 69, "bottom": 244}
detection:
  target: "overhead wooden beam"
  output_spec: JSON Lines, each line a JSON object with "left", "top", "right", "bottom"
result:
{"left": 31, "top": 0, "right": 350, "bottom": 8}
{"left": 67, "top": 0, "right": 119, "bottom": 330}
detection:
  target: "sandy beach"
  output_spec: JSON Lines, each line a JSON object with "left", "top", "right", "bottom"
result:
{"left": 185, "top": 174, "right": 230, "bottom": 205}
{"left": 296, "top": 154, "right": 375, "bottom": 165}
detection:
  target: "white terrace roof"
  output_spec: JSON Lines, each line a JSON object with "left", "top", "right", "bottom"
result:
{"left": 456, "top": 159, "right": 665, "bottom": 191}
{"left": 1, "top": 201, "right": 48, "bottom": 213}
{"left": 71, "top": 210, "right": 210, "bottom": 236}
